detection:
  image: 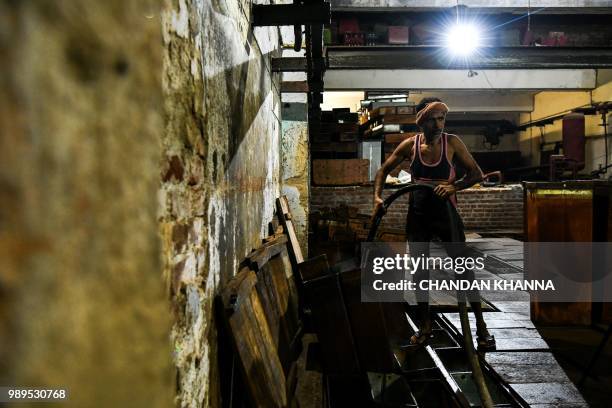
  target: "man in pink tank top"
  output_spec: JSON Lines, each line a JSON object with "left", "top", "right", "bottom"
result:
{"left": 372, "top": 97, "right": 496, "bottom": 350}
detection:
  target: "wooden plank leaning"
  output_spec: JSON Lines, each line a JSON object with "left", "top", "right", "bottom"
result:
{"left": 247, "top": 235, "right": 302, "bottom": 377}
{"left": 276, "top": 196, "right": 304, "bottom": 267}
{"left": 221, "top": 268, "right": 287, "bottom": 408}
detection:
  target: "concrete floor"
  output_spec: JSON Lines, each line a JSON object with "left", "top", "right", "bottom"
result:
{"left": 295, "top": 334, "right": 323, "bottom": 407}
{"left": 538, "top": 325, "right": 612, "bottom": 408}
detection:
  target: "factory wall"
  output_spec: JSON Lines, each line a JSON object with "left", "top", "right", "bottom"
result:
{"left": 0, "top": 1, "right": 173, "bottom": 407}
{"left": 311, "top": 185, "right": 523, "bottom": 232}
{"left": 281, "top": 102, "right": 310, "bottom": 257}
{"left": 161, "top": 0, "right": 282, "bottom": 406}
{"left": 454, "top": 131, "right": 519, "bottom": 153}
{"left": 279, "top": 31, "right": 311, "bottom": 257}
{"left": 518, "top": 78, "right": 612, "bottom": 176}
{"left": 0, "top": 0, "right": 283, "bottom": 407}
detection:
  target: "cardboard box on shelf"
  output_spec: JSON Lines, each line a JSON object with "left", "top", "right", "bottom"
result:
{"left": 312, "top": 159, "right": 370, "bottom": 185}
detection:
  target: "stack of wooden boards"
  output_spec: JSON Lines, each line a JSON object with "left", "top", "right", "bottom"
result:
{"left": 218, "top": 197, "right": 304, "bottom": 407}
{"left": 363, "top": 102, "right": 417, "bottom": 178}
{"left": 312, "top": 104, "right": 418, "bottom": 186}
{"left": 362, "top": 102, "right": 417, "bottom": 139}
{"left": 219, "top": 196, "right": 415, "bottom": 407}
{"left": 219, "top": 234, "right": 301, "bottom": 407}
{"left": 312, "top": 108, "right": 368, "bottom": 186}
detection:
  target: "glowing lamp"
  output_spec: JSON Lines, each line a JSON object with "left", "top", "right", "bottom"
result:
{"left": 445, "top": 23, "right": 481, "bottom": 56}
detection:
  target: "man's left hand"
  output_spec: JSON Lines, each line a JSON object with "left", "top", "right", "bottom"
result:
{"left": 433, "top": 183, "right": 457, "bottom": 198}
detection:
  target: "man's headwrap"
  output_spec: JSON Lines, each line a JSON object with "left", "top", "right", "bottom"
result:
{"left": 415, "top": 101, "right": 449, "bottom": 127}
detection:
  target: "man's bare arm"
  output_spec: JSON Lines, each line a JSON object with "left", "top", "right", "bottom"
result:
{"left": 373, "top": 137, "right": 414, "bottom": 215}
{"left": 449, "top": 135, "right": 483, "bottom": 191}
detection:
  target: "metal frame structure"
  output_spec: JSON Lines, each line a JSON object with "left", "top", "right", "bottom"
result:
{"left": 272, "top": 46, "right": 612, "bottom": 72}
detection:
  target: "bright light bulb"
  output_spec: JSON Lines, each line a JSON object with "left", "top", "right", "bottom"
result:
{"left": 445, "top": 23, "right": 481, "bottom": 56}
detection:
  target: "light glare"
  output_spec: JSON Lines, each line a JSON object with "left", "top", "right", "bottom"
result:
{"left": 446, "top": 23, "right": 481, "bottom": 56}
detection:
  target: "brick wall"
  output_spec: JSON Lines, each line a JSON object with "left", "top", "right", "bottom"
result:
{"left": 161, "top": 1, "right": 282, "bottom": 406}
{"left": 311, "top": 184, "right": 523, "bottom": 232}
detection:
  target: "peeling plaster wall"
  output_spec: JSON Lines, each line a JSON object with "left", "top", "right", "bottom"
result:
{"left": 279, "top": 29, "right": 310, "bottom": 256}
{"left": 0, "top": 0, "right": 281, "bottom": 406}
{"left": 161, "top": 0, "right": 282, "bottom": 406}
{"left": 0, "top": 1, "right": 173, "bottom": 407}
{"left": 281, "top": 103, "right": 310, "bottom": 257}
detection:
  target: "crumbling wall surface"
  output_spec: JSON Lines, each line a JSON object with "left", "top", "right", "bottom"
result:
{"left": 281, "top": 102, "right": 309, "bottom": 256}
{"left": 161, "top": 0, "right": 281, "bottom": 406}
{"left": 0, "top": 1, "right": 173, "bottom": 407}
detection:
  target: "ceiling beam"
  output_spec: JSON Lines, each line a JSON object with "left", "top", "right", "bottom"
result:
{"left": 326, "top": 46, "right": 612, "bottom": 70}
{"left": 410, "top": 91, "right": 534, "bottom": 112}
{"left": 273, "top": 57, "right": 307, "bottom": 72}
{"left": 330, "top": 0, "right": 612, "bottom": 13}
{"left": 281, "top": 81, "right": 309, "bottom": 93}
{"left": 324, "top": 69, "right": 596, "bottom": 90}
{"left": 252, "top": 3, "right": 330, "bottom": 26}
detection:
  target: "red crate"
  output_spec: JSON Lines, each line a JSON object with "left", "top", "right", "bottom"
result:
{"left": 388, "top": 26, "right": 409, "bottom": 44}
{"left": 343, "top": 32, "right": 365, "bottom": 46}
{"left": 339, "top": 18, "right": 359, "bottom": 34}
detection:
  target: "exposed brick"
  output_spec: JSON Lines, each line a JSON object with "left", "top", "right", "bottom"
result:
{"left": 172, "top": 223, "right": 190, "bottom": 252}
{"left": 312, "top": 184, "right": 523, "bottom": 232}
{"left": 163, "top": 155, "right": 184, "bottom": 182}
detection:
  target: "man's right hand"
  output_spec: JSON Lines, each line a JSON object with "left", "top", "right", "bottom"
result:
{"left": 372, "top": 197, "right": 385, "bottom": 218}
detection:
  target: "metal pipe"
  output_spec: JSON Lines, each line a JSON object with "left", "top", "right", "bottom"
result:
{"left": 458, "top": 295, "right": 494, "bottom": 408}
{"left": 293, "top": 24, "right": 302, "bottom": 52}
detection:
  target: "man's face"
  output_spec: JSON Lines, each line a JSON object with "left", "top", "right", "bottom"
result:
{"left": 421, "top": 111, "right": 446, "bottom": 138}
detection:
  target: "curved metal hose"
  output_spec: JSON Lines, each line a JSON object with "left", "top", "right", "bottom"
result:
{"left": 367, "top": 184, "right": 440, "bottom": 242}
{"left": 366, "top": 183, "right": 494, "bottom": 408}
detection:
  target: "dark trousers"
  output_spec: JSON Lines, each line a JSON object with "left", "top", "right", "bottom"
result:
{"left": 406, "top": 193, "right": 480, "bottom": 304}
